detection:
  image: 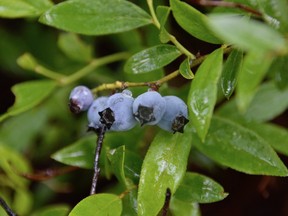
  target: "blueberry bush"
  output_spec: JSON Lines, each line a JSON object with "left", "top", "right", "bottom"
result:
{"left": 0, "top": 0, "right": 288, "bottom": 215}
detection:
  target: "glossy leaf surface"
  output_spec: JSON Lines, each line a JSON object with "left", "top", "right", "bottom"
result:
{"left": 221, "top": 49, "right": 243, "bottom": 99}
{"left": 39, "top": 0, "right": 151, "bottom": 35}
{"left": 236, "top": 52, "right": 273, "bottom": 112}
{"left": 188, "top": 48, "right": 223, "bottom": 141}
{"left": 69, "top": 194, "right": 122, "bottom": 216}
{"left": 179, "top": 58, "right": 194, "bottom": 79}
{"left": 170, "top": 0, "right": 221, "bottom": 44}
{"left": 191, "top": 117, "right": 288, "bottom": 176}
{"left": 137, "top": 130, "right": 192, "bottom": 216}
{"left": 124, "top": 44, "right": 181, "bottom": 74}
{"left": 208, "top": 14, "right": 287, "bottom": 54}
{"left": 174, "top": 172, "right": 228, "bottom": 203}
{"left": 52, "top": 136, "right": 95, "bottom": 169}
{"left": 0, "top": 80, "right": 57, "bottom": 122}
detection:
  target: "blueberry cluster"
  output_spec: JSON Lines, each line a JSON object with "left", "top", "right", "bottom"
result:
{"left": 69, "top": 86, "right": 189, "bottom": 133}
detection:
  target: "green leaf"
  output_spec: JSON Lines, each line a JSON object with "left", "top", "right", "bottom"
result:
{"left": 208, "top": 14, "right": 287, "bottom": 54}
{"left": 170, "top": 198, "right": 200, "bottom": 216}
{"left": 39, "top": 0, "right": 152, "bottom": 35}
{"left": 69, "top": 193, "right": 122, "bottom": 216}
{"left": 0, "top": 0, "right": 53, "bottom": 18}
{"left": 188, "top": 48, "right": 223, "bottom": 141}
{"left": 13, "top": 189, "right": 33, "bottom": 216}
{"left": 236, "top": 52, "right": 273, "bottom": 112}
{"left": 124, "top": 44, "right": 181, "bottom": 74}
{"left": 254, "top": 0, "right": 288, "bottom": 33}
{"left": 170, "top": 0, "right": 221, "bottom": 44}
{"left": 191, "top": 116, "right": 288, "bottom": 176}
{"left": 32, "top": 205, "right": 70, "bottom": 216}
{"left": 156, "top": 6, "right": 171, "bottom": 43}
{"left": 174, "top": 172, "right": 228, "bottom": 203}
{"left": 0, "top": 145, "right": 31, "bottom": 188}
{"left": 270, "top": 55, "right": 288, "bottom": 90}
{"left": 217, "top": 82, "right": 288, "bottom": 122}
{"left": 0, "top": 80, "right": 57, "bottom": 122}
{"left": 137, "top": 130, "right": 192, "bottom": 216}
{"left": 58, "top": 33, "right": 93, "bottom": 63}
{"left": 220, "top": 49, "right": 243, "bottom": 99}
{"left": 179, "top": 58, "right": 194, "bottom": 79}
{"left": 242, "top": 122, "right": 288, "bottom": 157}
{"left": 52, "top": 136, "right": 95, "bottom": 169}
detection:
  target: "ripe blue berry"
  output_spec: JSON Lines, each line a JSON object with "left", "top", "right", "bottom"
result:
{"left": 69, "top": 86, "right": 94, "bottom": 114}
{"left": 133, "top": 91, "right": 166, "bottom": 126}
{"left": 99, "top": 90, "right": 136, "bottom": 131}
{"left": 157, "top": 96, "right": 189, "bottom": 133}
{"left": 87, "top": 97, "right": 109, "bottom": 131}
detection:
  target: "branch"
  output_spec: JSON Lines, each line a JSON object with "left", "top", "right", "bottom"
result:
{"left": 0, "top": 197, "right": 16, "bottom": 216}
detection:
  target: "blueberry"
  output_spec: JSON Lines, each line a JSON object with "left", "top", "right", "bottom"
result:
{"left": 69, "top": 86, "right": 94, "bottom": 114}
{"left": 87, "top": 97, "right": 109, "bottom": 131}
{"left": 157, "top": 96, "right": 189, "bottom": 133}
{"left": 133, "top": 90, "right": 166, "bottom": 126}
{"left": 99, "top": 90, "right": 136, "bottom": 131}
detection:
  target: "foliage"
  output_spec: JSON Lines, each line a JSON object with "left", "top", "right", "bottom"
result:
{"left": 0, "top": 0, "right": 287, "bottom": 215}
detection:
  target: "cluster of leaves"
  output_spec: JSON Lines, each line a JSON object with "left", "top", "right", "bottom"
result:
{"left": 0, "top": 0, "right": 288, "bottom": 215}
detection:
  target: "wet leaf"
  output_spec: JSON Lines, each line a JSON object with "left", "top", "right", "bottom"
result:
{"left": 51, "top": 136, "right": 95, "bottom": 169}
{"left": 39, "top": 0, "right": 152, "bottom": 35}
{"left": 220, "top": 49, "right": 243, "bottom": 99}
{"left": 174, "top": 172, "right": 228, "bottom": 203}
{"left": 58, "top": 33, "right": 93, "bottom": 63}
{"left": 170, "top": 0, "right": 221, "bottom": 44}
{"left": 0, "top": 80, "right": 57, "bottom": 122}
{"left": 124, "top": 44, "right": 181, "bottom": 74}
{"left": 188, "top": 48, "right": 223, "bottom": 141}
{"left": 137, "top": 130, "right": 192, "bottom": 216}
{"left": 69, "top": 194, "right": 122, "bottom": 216}
{"left": 208, "top": 14, "right": 287, "bottom": 54}
{"left": 191, "top": 116, "right": 288, "bottom": 176}
{"left": 236, "top": 52, "right": 273, "bottom": 112}
{"left": 179, "top": 58, "right": 194, "bottom": 79}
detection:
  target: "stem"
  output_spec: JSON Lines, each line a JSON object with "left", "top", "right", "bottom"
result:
{"left": 162, "top": 188, "right": 171, "bottom": 216}
{"left": 147, "top": 0, "right": 195, "bottom": 59}
{"left": 90, "top": 125, "right": 106, "bottom": 195}
{"left": 60, "top": 52, "right": 130, "bottom": 85}
{"left": 147, "top": 0, "right": 160, "bottom": 28}
{"left": 34, "top": 66, "right": 66, "bottom": 81}
{"left": 0, "top": 196, "right": 16, "bottom": 216}
{"left": 91, "top": 46, "right": 233, "bottom": 94}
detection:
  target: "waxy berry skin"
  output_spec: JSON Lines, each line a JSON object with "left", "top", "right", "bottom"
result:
{"left": 133, "top": 91, "right": 166, "bottom": 126}
{"left": 69, "top": 86, "right": 94, "bottom": 114}
{"left": 100, "top": 90, "right": 136, "bottom": 131}
{"left": 87, "top": 97, "right": 108, "bottom": 131}
{"left": 157, "top": 96, "right": 189, "bottom": 133}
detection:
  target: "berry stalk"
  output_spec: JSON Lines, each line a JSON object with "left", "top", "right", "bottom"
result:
{"left": 90, "top": 125, "right": 106, "bottom": 195}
